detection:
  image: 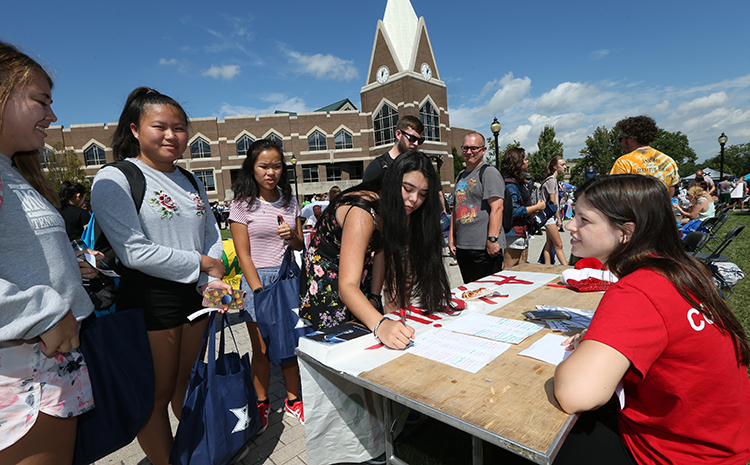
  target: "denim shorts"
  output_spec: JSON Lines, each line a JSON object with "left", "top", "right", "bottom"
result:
{"left": 239, "top": 266, "right": 281, "bottom": 322}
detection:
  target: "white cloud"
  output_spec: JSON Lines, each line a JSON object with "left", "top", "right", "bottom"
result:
{"left": 674, "top": 92, "right": 730, "bottom": 115}
{"left": 652, "top": 100, "right": 670, "bottom": 114}
{"left": 159, "top": 58, "right": 178, "bottom": 66}
{"left": 217, "top": 95, "right": 312, "bottom": 118}
{"left": 202, "top": 65, "right": 241, "bottom": 80}
{"left": 285, "top": 49, "right": 359, "bottom": 81}
{"left": 591, "top": 49, "right": 610, "bottom": 60}
{"left": 536, "top": 82, "right": 600, "bottom": 113}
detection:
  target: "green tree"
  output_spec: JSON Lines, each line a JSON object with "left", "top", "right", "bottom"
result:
{"left": 46, "top": 141, "right": 90, "bottom": 194}
{"left": 485, "top": 139, "right": 520, "bottom": 169}
{"left": 529, "top": 125, "right": 564, "bottom": 181}
{"left": 704, "top": 141, "right": 750, "bottom": 178}
{"left": 651, "top": 129, "right": 697, "bottom": 177}
{"left": 570, "top": 126, "right": 622, "bottom": 187}
{"left": 452, "top": 146, "right": 465, "bottom": 178}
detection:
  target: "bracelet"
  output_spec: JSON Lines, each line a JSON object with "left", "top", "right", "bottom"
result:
{"left": 253, "top": 286, "right": 264, "bottom": 295}
{"left": 373, "top": 316, "right": 390, "bottom": 343}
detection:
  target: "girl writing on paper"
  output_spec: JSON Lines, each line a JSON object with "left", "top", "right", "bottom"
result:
{"left": 552, "top": 174, "right": 750, "bottom": 464}
{"left": 0, "top": 40, "right": 97, "bottom": 464}
{"left": 228, "top": 138, "right": 305, "bottom": 430}
{"left": 300, "top": 150, "right": 452, "bottom": 348}
{"left": 91, "top": 87, "right": 228, "bottom": 465}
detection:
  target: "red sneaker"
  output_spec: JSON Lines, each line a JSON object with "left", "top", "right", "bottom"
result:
{"left": 257, "top": 400, "right": 270, "bottom": 434}
{"left": 284, "top": 398, "right": 304, "bottom": 425}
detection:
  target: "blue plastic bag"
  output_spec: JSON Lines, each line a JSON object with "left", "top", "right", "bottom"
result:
{"left": 254, "top": 247, "right": 313, "bottom": 366}
{"left": 73, "top": 308, "right": 154, "bottom": 465}
{"left": 171, "top": 312, "right": 262, "bottom": 465}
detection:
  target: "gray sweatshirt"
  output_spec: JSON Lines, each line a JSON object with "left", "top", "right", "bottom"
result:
{"left": 0, "top": 153, "right": 93, "bottom": 341}
{"left": 91, "top": 158, "right": 222, "bottom": 290}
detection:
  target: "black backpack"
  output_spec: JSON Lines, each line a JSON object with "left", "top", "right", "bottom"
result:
{"left": 456, "top": 164, "right": 513, "bottom": 235}
{"left": 94, "top": 160, "right": 200, "bottom": 272}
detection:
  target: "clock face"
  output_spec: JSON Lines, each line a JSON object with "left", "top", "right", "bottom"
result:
{"left": 376, "top": 65, "right": 390, "bottom": 84}
{"left": 421, "top": 63, "right": 432, "bottom": 81}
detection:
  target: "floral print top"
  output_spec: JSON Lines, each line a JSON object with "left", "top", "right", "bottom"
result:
{"left": 299, "top": 194, "right": 382, "bottom": 330}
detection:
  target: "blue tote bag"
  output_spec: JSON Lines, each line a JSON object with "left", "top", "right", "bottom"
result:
{"left": 170, "top": 312, "right": 262, "bottom": 465}
{"left": 73, "top": 308, "right": 154, "bottom": 465}
{"left": 254, "top": 247, "right": 313, "bottom": 366}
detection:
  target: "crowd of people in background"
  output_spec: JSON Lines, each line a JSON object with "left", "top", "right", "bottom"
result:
{"left": 1, "top": 38, "right": 749, "bottom": 465}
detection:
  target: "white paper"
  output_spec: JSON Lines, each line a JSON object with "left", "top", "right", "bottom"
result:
{"left": 518, "top": 333, "right": 572, "bottom": 366}
{"left": 441, "top": 313, "right": 543, "bottom": 344}
{"left": 408, "top": 328, "right": 510, "bottom": 373}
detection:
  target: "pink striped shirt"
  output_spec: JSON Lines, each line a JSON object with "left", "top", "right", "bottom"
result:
{"left": 229, "top": 194, "right": 300, "bottom": 268}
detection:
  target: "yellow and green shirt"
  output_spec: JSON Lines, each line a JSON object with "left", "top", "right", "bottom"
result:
{"left": 610, "top": 147, "right": 680, "bottom": 189}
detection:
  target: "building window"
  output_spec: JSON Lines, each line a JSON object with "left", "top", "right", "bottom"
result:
{"left": 287, "top": 166, "right": 296, "bottom": 182}
{"left": 84, "top": 145, "right": 106, "bottom": 166}
{"left": 191, "top": 138, "right": 211, "bottom": 158}
{"left": 420, "top": 101, "right": 440, "bottom": 142}
{"left": 267, "top": 133, "right": 283, "bottom": 149}
{"left": 237, "top": 135, "right": 254, "bottom": 157}
{"left": 326, "top": 164, "right": 342, "bottom": 181}
{"left": 40, "top": 146, "right": 52, "bottom": 168}
{"left": 308, "top": 131, "right": 327, "bottom": 151}
{"left": 334, "top": 130, "right": 353, "bottom": 149}
{"left": 373, "top": 103, "right": 398, "bottom": 146}
{"left": 347, "top": 161, "right": 363, "bottom": 180}
{"left": 194, "top": 170, "right": 216, "bottom": 192}
{"left": 302, "top": 165, "right": 319, "bottom": 183}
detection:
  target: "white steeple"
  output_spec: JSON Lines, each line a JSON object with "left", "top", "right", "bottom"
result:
{"left": 382, "top": 0, "right": 418, "bottom": 71}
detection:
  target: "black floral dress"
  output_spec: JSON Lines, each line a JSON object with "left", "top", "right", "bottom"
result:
{"left": 299, "top": 194, "right": 382, "bottom": 330}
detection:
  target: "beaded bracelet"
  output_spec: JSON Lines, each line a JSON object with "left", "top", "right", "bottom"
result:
{"left": 372, "top": 316, "right": 390, "bottom": 343}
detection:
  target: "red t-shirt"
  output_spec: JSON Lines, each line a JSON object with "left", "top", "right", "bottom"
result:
{"left": 584, "top": 268, "right": 750, "bottom": 464}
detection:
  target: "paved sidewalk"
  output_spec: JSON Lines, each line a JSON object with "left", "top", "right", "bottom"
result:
{"left": 94, "top": 225, "right": 572, "bottom": 465}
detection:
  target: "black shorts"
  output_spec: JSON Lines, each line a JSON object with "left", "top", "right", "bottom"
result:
{"left": 117, "top": 267, "right": 203, "bottom": 331}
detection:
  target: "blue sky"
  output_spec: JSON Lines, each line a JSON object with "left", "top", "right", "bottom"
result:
{"left": 3, "top": 0, "right": 749, "bottom": 163}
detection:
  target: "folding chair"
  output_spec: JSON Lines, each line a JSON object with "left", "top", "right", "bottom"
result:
{"left": 692, "top": 225, "right": 745, "bottom": 295}
{"left": 705, "top": 212, "right": 731, "bottom": 250}
{"left": 682, "top": 231, "right": 711, "bottom": 254}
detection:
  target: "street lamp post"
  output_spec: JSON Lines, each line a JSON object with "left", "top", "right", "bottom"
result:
{"left": 290, "top": 154, "right": 300, "bottom": 203}
{"left": 490, "top": 118, "right": 502, "bottom": 169}
{"left": 718, "top": 133, "right": 728, "bottom": 180}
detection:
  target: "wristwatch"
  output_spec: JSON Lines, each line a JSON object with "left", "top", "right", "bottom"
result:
{"left": 487, "top": 236, "right": 498, "bottom": 243}
{"left": 253, "top": 286, "right": 264, "bottom": 295}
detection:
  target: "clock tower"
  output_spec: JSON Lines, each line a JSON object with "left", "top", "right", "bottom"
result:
{"left": 360, "top": 0, "right": 456, "bottom": 184}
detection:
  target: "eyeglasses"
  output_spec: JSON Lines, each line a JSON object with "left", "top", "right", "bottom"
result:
{"left": 402, "top": 132, "right": 425, "bottom": 145}
{"left": 461, "top": 145, "right": 485, "bottom": 153}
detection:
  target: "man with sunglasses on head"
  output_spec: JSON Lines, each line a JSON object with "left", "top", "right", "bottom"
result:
{"left": 610, "top": 115, "right": 679, "bottom": 196}
{"left": 363, "top": 116, "right": 425, "bottom": 182}
{"left": 449, "top": 132, "right": 505, "bottom": 284}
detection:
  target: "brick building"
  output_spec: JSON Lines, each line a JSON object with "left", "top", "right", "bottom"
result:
{"left": 43, "top": 0, "right": 473, "bottom": 202}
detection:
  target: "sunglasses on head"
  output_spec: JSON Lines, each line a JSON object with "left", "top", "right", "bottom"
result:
{"left": 402, "top": 132, "right": 425, "bottom": 145}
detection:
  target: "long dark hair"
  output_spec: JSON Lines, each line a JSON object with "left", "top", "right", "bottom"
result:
{"left": 500, "top": 147, "right": 526, "bottom": 184}
{"left": 58, "top": 181, "right": 87, "bottom": 205}
{"left": 545, "top": 156, "right": 564, "bottom": 177}
{"left": 576, "top": 174, "right": 749, "bottom": 366}
{"left": 111, "top": 87, "right": 189, "bottom": 160}
{"left": 231, "top": 139, "right": 292, "bottom": 208}
{"left": 0, "top": 41, "right": 58, "bottom": 206}
{"left": 381, "top": 151, "right": 452, "bottom": 314}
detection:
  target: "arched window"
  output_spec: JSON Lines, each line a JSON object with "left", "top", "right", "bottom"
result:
{"left": 191, "top": 138, "right": 211, "bottom": 158}
{"left": 308, "top": 131, "right": 327, "bottom": 151}
{"left": 420, "top": 101, "right": 440, "bottom": 142}
{"left": 236, "top": 135, "right": 254, "bottom": 157}
{"left": 267, "top": 133, "right": 283, "bottom": 149}
{"left": 373, "top": 103, "right": 398, "bottom": 146}
{"left": 84, "top": 145, "right": 106, "bottom": 166}
{"left": 334, "top": 130, "right": 353, "bottom": 149}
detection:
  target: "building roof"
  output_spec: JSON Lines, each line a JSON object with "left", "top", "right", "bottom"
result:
{"left": 314, "top": 98, "right": 359, "bottom": 113}
{"left": 383, "top": 0, "right": 418, "bottom": 71}
{"left": 274, "top": 110, "right": 297, "bottom": 116}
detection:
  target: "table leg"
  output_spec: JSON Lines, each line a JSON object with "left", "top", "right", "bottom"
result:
{"left": 383, "top": 396, "right": 409, "bottom": 465}
{"left": 472, "top": 436, "right": 484, "bottom": 465}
